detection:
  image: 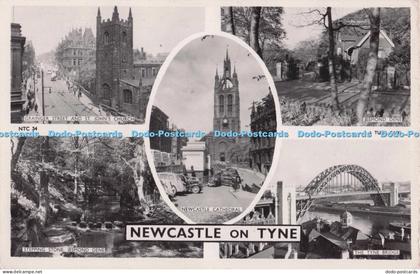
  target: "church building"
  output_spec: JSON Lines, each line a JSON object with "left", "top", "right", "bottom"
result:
{"left": 204, "top": 49, "right": 248, "bottom": 168}
{"left": 95, "top": 7, "right": 150, "bottom": 121}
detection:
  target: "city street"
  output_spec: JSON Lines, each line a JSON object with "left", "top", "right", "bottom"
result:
{"left": 173, "top": 168, "right": 265, "bottom": 223}
{"left": 25, "top": 71, "right": 108, "bottom": 124}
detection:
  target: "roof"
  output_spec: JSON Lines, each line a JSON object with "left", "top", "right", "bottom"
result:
{"left": 329, "top": 221, "right": 366, "bottom": 241}
{"left": 134, "top": 60, "right": 163, "bottom": 66}
{"left": 356, "top": 29, "right": 395, "bottom": 48}
{"left": 340, "top": 34, "right": 362, "bottom": 42}
{"left": 141, "top": 77, "right": 155, "bottom": 87}
{"left": 308, "top": 229, "right": 348, "bottom": 250}
{"left": 120, "top": 78, "right": 140, "bottom": 87}
{"left": 181, "top": 141, "right": 206, "bottom": 151}
{"left": 340, "top": 210, "right": 352, "bottom": 218}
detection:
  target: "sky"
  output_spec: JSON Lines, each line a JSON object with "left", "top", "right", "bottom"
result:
{"left": 153, "top": 35, "right": 273, "bottom": 132}
{"left": 274, "top": 140, "right": 411, "bottom": 187}
{"left": 12, "top": 6, "right": 205, "bottom": 55}
{"left": 282, "top": 7, "right": 360, "bottom": 49}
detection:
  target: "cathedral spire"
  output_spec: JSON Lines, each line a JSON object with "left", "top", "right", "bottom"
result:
{"left": 112, "top": 6, "right": 119, "bottom": 21}
{"left": 223, "top": 48, "right": 231, "bottom": 78}
{"left": 97, "top": 7, "right": 101, "bottom": 18}
{"left": 128, "top": 7, "right": 132, "bottom": 19}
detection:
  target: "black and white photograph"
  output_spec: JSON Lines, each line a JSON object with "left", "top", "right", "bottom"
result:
{"left": 11, "top": 6, "right": 204, "bottom": 124}
{"left": 148, "top": 34, "right": 278, "bottom": 224}
{"left": 10, "top": 137, "right": 203, "bottom": 257}
{"left": 220, "top": 140, "right": 411, "bottom": 259}
{"left": 221, "top": 7, "right": 411, "bottom": 126}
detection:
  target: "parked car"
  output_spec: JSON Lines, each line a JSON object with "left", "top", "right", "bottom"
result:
{"left": 180, "top": 175, "right": 202, "bottom": 194}
{"left": 208, "top": 168, "right": 242, "bottom": 187}
{"left": 157, "top": 172, "right": 187, "bottom": 196}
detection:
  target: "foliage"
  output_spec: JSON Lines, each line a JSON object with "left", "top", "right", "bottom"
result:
{"left": 77, "top": 54, "right": 96, "bottom": 91}
{"left": 22, "top": 41, "right": 36, "bottom": 79}
{"left": 293, "top": 39, "right": 320, "bottom": 66}
{"left": 280, "top": 97, "right": 357, "bottom": 126}
{"left": 222, "top": 7, "right": 286, "bottom": 53}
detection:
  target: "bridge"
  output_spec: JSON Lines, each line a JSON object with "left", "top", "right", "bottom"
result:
{"left": 295, "top": 164, "right": 404, "bottom": 220}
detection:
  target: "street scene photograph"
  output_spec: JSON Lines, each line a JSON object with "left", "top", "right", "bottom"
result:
{"left": 11, "top": 6, "right": 204, "bottom": 124}
{"left": 148, "top": 35, "right": 278, "bottom": 223}
{"left": 219, "top": 139, "right": 411, "bottom": 259}
{"left": 221, "top": 7, "right": 411, "bottom": 126}
{"left": 10, "top": 137, "right": 203, "bottom": 258}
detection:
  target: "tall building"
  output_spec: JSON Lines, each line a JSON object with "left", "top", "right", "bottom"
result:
{"left": 94, "top": 6, "right": 160, "bottom": 121}
{"left": 249, "top": 93, "right": 276, "bottom": 174}
{"left": 10, "top": 23, "right": 26, "bottom": 123}
{"left": 150, "top": 106, "right": 172, "bottom": 154}
{"left": 58, "top": 28, "right": 95, "bottom": 72}
{"left": 205, "top": 49, "right": 243, "bottom": 166}
{"left": 95, "top": 6, "right": 133, "bottom": 107}
{"left": 213, "top": 49, "right": 240, "bottom": 132}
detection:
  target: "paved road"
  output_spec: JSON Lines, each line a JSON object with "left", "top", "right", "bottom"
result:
{"left": 27, "top": 74, "right": 107, "bottom": 124}
{"left": 173, "top": 168, "right": 265, "bottom": 223}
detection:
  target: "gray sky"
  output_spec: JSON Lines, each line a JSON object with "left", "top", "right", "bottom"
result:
{"left": 275, "top": 140, "right": 411, "bottom": 187}
{"left": 282, "top": 7, "right": 360, "bottom": 49}
{"left": 12, "top": 6, "right": 205, "bottom": 55}
{"left": 153, "top": 35, "right": 273, "bottom": 132}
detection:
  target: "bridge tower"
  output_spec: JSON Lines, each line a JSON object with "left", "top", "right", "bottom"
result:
{"left": 389, "top": 182, "right": 399, "bottom": 206}
{"left": 274, "top": 181, "right": 298, "bottom": 259}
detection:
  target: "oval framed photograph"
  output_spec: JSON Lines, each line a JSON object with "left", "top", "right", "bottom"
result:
{"left": 145, "top": 32, "right": 282, "bottom": 224}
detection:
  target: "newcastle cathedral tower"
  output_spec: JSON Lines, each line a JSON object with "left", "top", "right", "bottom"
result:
{"left": 205, "top": 49, "right": 242, "bottom": 164}
{"left": 213, "top": 49, "right": 240, "bottom": 133}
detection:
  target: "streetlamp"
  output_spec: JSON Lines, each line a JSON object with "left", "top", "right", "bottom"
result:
{"left": 40, "top": 70, "right": 52, "bottom": 123}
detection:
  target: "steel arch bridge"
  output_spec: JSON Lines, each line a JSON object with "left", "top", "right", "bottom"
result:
{"left": 296, "top": 164, "right": 386, "bottom": 220}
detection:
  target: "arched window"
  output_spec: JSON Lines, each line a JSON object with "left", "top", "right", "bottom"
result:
{"left": 123, "top": 89, "right": 133, "bottom": 104}
{"left": 104, "top": 31, "right": 110, "bottom": 45}
{"left": 103, "top": 83, "right": 111, "bottom": 99}
{"left": 227, "top": 94, "right": 233, "bottom": 115}
{"left": 122, "top": 31, "right": 127, "bottom": 43}
{"left": 219, "top": 95, "right": 224, "bottom": 114}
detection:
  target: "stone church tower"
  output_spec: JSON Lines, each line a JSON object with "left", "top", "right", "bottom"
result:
{"left": 213, "top": 49, "right": 240, "bottom": 132}
{"left": 206, "top": 49, "right": 242, "bottom": 164}
{"left": 95, "top": 6, "right": 134, "bottom": 108}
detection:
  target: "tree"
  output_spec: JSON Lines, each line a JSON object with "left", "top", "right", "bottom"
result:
{"left": 222, "top": 7, "right": 236, "bottom": 35}
{"left": 11, "top": 138, "right": 26, "bottom": 172}
{"left": 293, "top": 39, "right": 320, "bottom": 66}
{"left": 222, "top": 7, "right": 286, "bottom": 56}
{"left": 77, "top": 53, "right": 96, "bottom": 91}
{"left": 250, "top": 7, "right": 263, "bottom": 58}
{"left": 38, "top": 137, "right": 51, "bottom": 226}
{"left": 118, "top": 139, "right": 148, "bottom": 208}
{"left": 356, "top": 8, "right": 381, "bottom": 124}
{"left": 326, "top": 7, "right": 340, "bottom": 109}
{"left": 22, "top": 41, "right": 35, "bottom": 79}
{"left": 295, "top": 8, "right": 369, "bottom": 109}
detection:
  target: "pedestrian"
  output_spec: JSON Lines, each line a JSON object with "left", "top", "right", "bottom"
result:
{"left": 191, "top": 166, "right": 196, "bottom": 178}
{"left": 34, "top": 103, "right": 38, "bottom": 113}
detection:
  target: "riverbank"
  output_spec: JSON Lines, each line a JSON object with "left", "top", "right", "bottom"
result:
{"left": 311, "top": 203, "right": 410, "bottom": 218}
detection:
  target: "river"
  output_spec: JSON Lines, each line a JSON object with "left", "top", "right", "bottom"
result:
{"left": 300, "top": 202, "right": 410, "bottom": 235}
